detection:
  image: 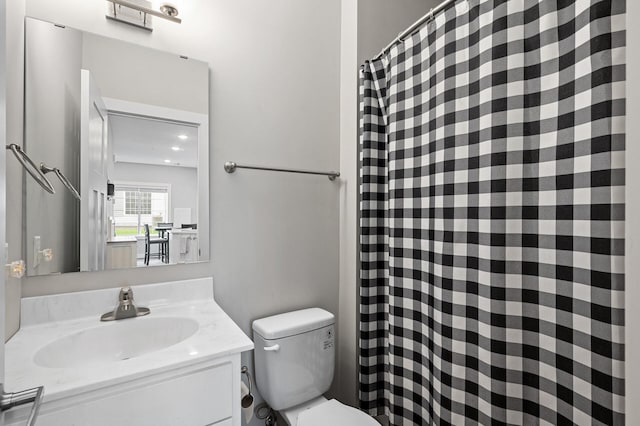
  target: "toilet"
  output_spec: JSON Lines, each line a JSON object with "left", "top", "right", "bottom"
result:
{"left": 253, "top": 308, "right": 378, "bottom": 426}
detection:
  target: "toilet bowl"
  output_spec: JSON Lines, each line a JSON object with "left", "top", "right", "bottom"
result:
{"left": 252, "top": 308, "right": 377, "bottom": 426}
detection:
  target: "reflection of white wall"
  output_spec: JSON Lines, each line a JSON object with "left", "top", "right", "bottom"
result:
{"left": 24, "top": 18, "right": 82, "bottom": 276}
{"left": 112, "top": 162, "right": 197, "bottom": 223}
{"left": 81, "top": 32, "right": 208, "bottom": 114}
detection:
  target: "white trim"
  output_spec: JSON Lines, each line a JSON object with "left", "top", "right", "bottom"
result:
{"left": 114, "top": 180, "right": 171, "bottom": 192}
{"left": 103, "top": 97, "right": 206, "bottom": 125}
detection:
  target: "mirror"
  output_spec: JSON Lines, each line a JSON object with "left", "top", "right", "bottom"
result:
{"left": 24, "top": 17, "right": 209, "bottom": 276}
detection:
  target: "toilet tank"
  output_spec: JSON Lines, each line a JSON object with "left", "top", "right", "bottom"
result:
{"left": 253, "top": 308, "right": 335, "bottom": 411}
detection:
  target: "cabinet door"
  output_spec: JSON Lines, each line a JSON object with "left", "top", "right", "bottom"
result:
{"left": 6, "top": 362, "right": 234, "bottom": 426}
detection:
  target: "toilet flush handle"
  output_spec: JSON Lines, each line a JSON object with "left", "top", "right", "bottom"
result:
{"left": 263, "top": 344, "right": 280, "bottom": 352}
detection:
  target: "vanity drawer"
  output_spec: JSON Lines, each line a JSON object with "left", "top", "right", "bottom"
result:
{"left": 7, "top": 361, "right": 234, "bottom": 426}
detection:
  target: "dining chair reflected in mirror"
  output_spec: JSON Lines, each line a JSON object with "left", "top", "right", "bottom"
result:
{"left": 144, "top": 224, "right": 169, "bottom": 265}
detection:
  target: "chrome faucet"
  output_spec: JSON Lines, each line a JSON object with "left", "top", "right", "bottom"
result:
{"left": 100, "top": 287, "right": 150, "bottom": 321}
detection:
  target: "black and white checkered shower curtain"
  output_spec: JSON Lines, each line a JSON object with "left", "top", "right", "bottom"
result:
{"left": 359, "top": 1, "right": 625, "bottom": 424}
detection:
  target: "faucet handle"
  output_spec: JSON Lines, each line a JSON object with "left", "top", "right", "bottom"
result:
{"left": 119, "top": 287, "right": 133, "bottom": 302}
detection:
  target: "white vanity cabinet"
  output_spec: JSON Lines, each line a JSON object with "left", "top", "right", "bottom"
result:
{"left": 5, "top": 278, "right": 253, "bottom": 426}
{"left": 6, "top": 355, "right": 241, "bottom": 426}
{"left": 105, "top": 236, "right": 137, "bottom": 269}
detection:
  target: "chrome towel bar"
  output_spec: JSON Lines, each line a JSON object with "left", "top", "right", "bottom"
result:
{"left": 224, "top": 161, "right": 340, "bottom": 181}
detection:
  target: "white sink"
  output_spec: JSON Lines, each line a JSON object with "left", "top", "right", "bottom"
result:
{"left": 33, "top": 316, "right": 199, "bottom": 368}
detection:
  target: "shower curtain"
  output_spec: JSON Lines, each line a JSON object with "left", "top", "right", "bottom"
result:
{"left": 359, "top": 1, "right": 625, "bottom": 425}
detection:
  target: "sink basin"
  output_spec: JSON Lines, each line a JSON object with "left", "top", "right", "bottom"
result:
{"left": 34, "top": 316, "right": 199, "bottom": 368}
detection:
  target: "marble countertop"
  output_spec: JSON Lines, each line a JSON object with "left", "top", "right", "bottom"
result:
{"left": 107, "top": 236, "right": 138, "bottom": 243}
{"left": 5, "top": 278, "right": 254, "bottom": 403}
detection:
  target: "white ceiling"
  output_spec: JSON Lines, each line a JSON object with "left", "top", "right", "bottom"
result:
{"left": 109, "top": 114, "right": 199, "bottom": 168}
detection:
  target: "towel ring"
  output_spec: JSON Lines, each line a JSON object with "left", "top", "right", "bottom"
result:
{"left": 6, "top": 144, "right": 55, "bottom": 194}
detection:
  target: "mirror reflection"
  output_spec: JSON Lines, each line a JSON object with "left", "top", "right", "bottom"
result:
{"left": 24, "top": 17, "right": 209, "bottom": 276}
{"left": 108, "top": 114, "right": 200, "bottom": 267}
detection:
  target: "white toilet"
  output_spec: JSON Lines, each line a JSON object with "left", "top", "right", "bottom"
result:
{"left": 253, "top": 308, "right": 378, "bottom": 426}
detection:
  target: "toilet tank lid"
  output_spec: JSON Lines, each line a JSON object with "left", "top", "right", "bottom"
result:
{"left": 253, "top": 308, "right": 334, "bottom": 340}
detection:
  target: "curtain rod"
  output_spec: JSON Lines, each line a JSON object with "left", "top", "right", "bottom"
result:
{"left": 372, "top": 0, "right": 457, "bottom": 62}
{"left": 224, "top": 161, "right": 340, "bottom": 181}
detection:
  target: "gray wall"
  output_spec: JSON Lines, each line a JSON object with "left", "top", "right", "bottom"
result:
{"left": 357, "top": 0, "right": 437, "bottom": 65}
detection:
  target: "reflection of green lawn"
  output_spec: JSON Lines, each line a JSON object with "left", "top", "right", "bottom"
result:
{"left": 115, "top": 227, "right": 141, "bottom": 236}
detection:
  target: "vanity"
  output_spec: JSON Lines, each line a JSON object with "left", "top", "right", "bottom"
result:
{"left": 4, "top": 278, "right": 253, "bottom": 426}
{"left": 105, "top": 236, "right": 138, "bottom": 269}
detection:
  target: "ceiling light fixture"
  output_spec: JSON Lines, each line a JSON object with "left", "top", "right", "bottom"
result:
{"left": 178, "top": 134, "right": 188, "bottom": 140}
{"left": 164, "top": 159, "right": 171, "bottom": 163}
{"left": 171, "top": 146, "right": 181, "bottom": 151}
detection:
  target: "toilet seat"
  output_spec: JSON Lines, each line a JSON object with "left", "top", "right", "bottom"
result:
{"left": 296, "top": 399, "right": 378, "bottom": 426}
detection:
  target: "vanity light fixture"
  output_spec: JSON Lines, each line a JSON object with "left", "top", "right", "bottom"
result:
{"left": 160, "top": 3, "right": 179, "bottom": 17}
{"left": 106, "top": 0, "right": 181, "bottom": 32}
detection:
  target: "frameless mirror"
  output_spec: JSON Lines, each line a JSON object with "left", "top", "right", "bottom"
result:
{"left": 23, "top": 17, "right": 209, "bottom": 276}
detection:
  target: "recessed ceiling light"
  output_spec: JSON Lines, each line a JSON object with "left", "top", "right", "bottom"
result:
{"left": 171, "top": 146, "right": 181, "bottom": 151}
{"left": 164, "top": 159, "right": 171, "bottom": 163}
{"left": 178, "top": 134, "right": 188, "bottom": 140}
